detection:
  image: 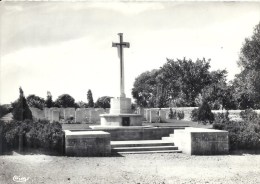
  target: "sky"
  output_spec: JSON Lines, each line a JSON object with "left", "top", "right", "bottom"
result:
{"left": 1, "top": 2, "right": 260, "bottom": 104}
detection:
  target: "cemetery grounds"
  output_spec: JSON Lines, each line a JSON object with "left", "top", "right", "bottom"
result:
{"left": 0, "top": 121, "right": 260, "bottom": 184}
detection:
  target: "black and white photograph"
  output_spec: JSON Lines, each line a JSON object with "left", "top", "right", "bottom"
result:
{"left": 1, "top": 1, "right": 260, "bottom": 183}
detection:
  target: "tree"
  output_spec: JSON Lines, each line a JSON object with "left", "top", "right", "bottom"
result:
{"left": 162, "top": 58, "right": 212, "bottom": 106}
{"left": 0, "top": 104, "right": 11, "bottom": 118}
{"left": 197, "top": 70, "right": 236, "bottom": 110}
{"left": 132, "top": 70, "right": 159, "bottom": 108}
{"left": 232, "top": 75, "right": 256, "bottom": 109}
{"left": 132, "top": 58, "right": 213, "bottom": 107}
{"left": 27, "top": 95, "right": 45, "bottom": 110}
{"left": 238, "top": 21, "right": 260, "bottom": 71}
{"left": 76, "top": 101, "right": 88, "bottom": 108}
{"left": 87, "top": 90, "right": 94, "bottom": 108}
{"left": 234, "top": 22, "right": 260, "bottom": 109}
{"left": 191, "top": 100, "right": 214, "bottom": 124}
{"left": 45, "top": 91, "right": 54, "bottom": 108}
{"left": 55, "top": 94, "right": 75, "bottom": 108}
{"left": 95, "top": 96, "right": 111, "bottom": 109}
{"left": 12, "top": 87, "right": 32, "bottom": 121}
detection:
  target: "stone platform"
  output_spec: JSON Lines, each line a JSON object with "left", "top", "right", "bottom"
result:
{"left": 89, "top": 125, "right": 184, "bottom": 141}
{"left": 100, "top": 114, "right": 142, "bottom": 126}
{"left": 63, "top": 126, "right": 230, "bottom": 156}
{"left": 64, "top": 130, "right": 111, "bottom": 157}
{"left": 100, "top": 97, "right": 143, "bottom": 127}
{"left": 109, "top": 97, "right": 132, "bottom": 114}
{"left": 173, "top": 127, "right": 229, "bottom": 155}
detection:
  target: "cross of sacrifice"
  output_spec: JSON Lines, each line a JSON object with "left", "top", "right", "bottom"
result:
{"left": 112, "top": 33, "right": 130, "bottom": 98}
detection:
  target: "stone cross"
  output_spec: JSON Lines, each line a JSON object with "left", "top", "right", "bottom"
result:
{"left": 112, "top": 33, "right": 130, "bottom": 98}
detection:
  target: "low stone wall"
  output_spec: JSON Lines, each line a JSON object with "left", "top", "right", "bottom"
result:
{"left": 64, "top": 130, "right": 111, "bottom": 157}
{"left": 89, "top": 109, "right": 106, "bottom": 124}
{"left": 64, "top": 108, "right": 75, "bottom": 121}
{"left": 32, "top": 107, "right": 260, "bottom": 124}
{"left": 31, "top": 107, "right": 109, "bottom": 124}
{"left": 30, "top": 107, "right": 45, "bottom": 120}
{"left": 174, "top": 127, "right": 229, "bottom": 155}
{"left": 143, "top": 108, "right": 260, "bottom": 123}
{"left": 142, "top": 107, "right": 198, "bottom": 122}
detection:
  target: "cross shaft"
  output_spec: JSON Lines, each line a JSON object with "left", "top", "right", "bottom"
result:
{"left": 112, "top": 33, "right": 130, "bottom": 98}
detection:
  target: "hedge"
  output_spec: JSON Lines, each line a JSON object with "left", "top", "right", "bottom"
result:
{"left": 213, "top": 110, "right": 260, "bottom": 150}
{"left": 0, "top": 120, "right": 64, "bottom": 154}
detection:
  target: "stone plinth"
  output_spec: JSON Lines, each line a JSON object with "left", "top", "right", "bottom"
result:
{"left": 110, "top": 97, "right": 131, "bottom": 114}
{"left": 89, "top": 126, "right": 182, "bottom": 141}
{"left": 64, "top": 130, "right": 111, "bottom": 157}
{"left": 100, "top": 114, "right": 142, "bottom": 126}
{"left": 174, "top": 127, "right": 229, "bottom": 155}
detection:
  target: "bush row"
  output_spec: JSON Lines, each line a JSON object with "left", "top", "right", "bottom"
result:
{"left": 190, "top": 102, "right": 260, "bottom": 150}
{"left": 168, "top": 109, "right": 185, "bottom": 120}
{"left": 0, "top": 120, "right": 64, "bottom": 154}
{"left": 213, "top": 109, "right": 260, "bottom": 150}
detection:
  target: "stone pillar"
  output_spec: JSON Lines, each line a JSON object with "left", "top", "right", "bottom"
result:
{"left": 143, "top": 109, "right": 148, "bottom": 121}
{"left": 44, "top": 108, "right": 51, "bottom": 121}
{"left": 150, "top": 109, "right": 158, "bottom": 123}
{"left": 64, "top": 108, "right": 76, "bottom": 123}
{"left": 146, "top": 109, "right": 151, "bottom": 122}
{"left": 48, "top": 108, "right": 52, "bottom": 121}
{"left": 52, "top": 110, "right": 60, "bottom": 122}
{"left": 159, "top": 110, "right": 167, "bottom": 123}
{"left": 75, "top": 109, "right": 83, "bottom": 123}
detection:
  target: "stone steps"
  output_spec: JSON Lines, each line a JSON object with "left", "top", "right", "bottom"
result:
{"left": 111, "top": 140, "right": 181, "bottom": 154}
{"left": 161, "top": 137, "right": 175, "bottom": 142}
{"left": 170, "top": 133, "right": 175, "bottom": 137}
{"left": 116, "top": 150, "right": 182, "bottom": 154}
{"left": 111, "top": 140, "right": 174, "bottom": 147}
{"left": 112, "top": 145, "right": 179, "bottom": 152}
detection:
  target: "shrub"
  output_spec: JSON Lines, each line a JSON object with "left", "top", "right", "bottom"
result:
{"left": 191, "top": 101, "right": 214, "bottom": 124}
{"left": 26, "top": 120, "right": 63, "bottom": 151}
{"left": 190, "top": 108, "right": 198, "bottom": 122}
{"left": 168, "top": 108, "right": 177, "bottom": 119}
{"left": 212, "top": 111, "right": 229, "bottom": 130}
{"left": 177, "top": 111, "right": 185, "bottom": 120}
{"left": 228, "top": 120, "right": 260, "bottom": 150}
{"left": 1, "top": 120, "right": 34, "bottom": 151}
{"left": 213, "top": 111, "right": 260, "bottom": 150}
{"left": 240, "top": 109, "right": 258, "bottom": 121}
{"left": 1, "top": 120, "right": 63, "bottom": 154}
{"left": 0, "top": 105, "right": 11, "bottom": 118}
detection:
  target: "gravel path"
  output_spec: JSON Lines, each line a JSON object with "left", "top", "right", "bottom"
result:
{"left": 1, "top": 153, "right": 260, "bottom": 184}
